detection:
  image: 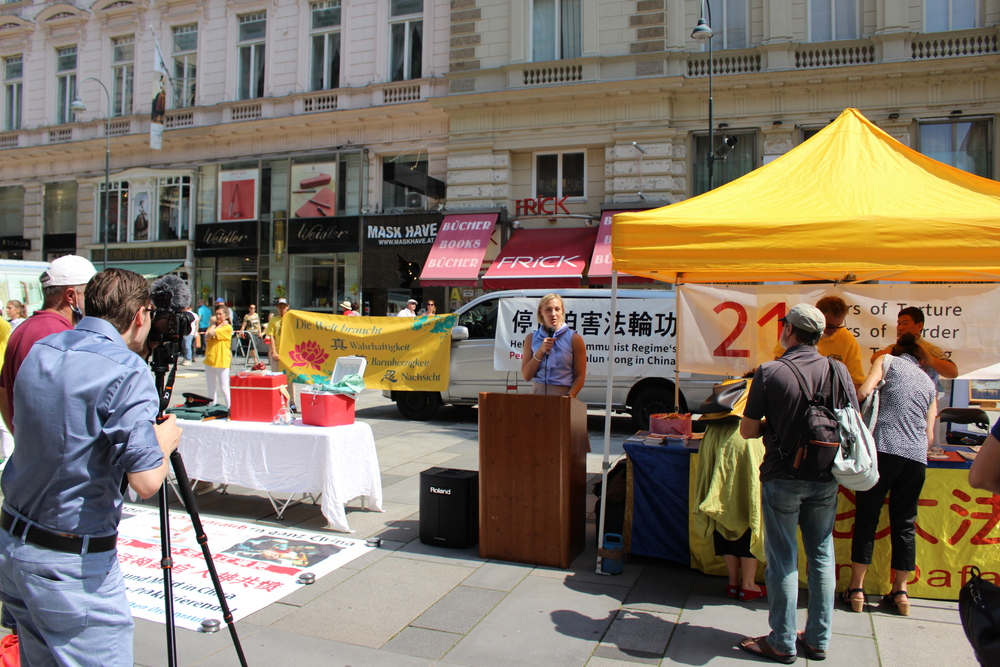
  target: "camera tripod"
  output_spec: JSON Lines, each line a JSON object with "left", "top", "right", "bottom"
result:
{"left": 149, "top": 343, "right": 248, "bottom": 667}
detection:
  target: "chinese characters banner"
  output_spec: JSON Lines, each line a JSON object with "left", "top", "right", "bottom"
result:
{"left": 118, "top": 505, "right": 371, "bottom": 630}
{"left": 690, "top": 466, "right": 1000, "bottom": 599}
{"left": 494, "top": 297, "right": 678, "bottom": 377}
{"left": 278, "top": 310, "right": 457, "bottom": 391}
{"left": 678, "top": 283, "right": 1000, "bottom": 377}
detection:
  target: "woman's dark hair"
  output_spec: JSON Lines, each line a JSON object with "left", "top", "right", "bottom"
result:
{"left": 891, "top": 332, "right": 928, "bottom": 366}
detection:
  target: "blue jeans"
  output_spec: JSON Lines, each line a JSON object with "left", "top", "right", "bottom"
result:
{"left": 761, "top": 477, "right": 839, "bottom": 655}
{"left": 182, "top": 333, "right": 195, "bottom": 361}
{"left": 0, "top": 529, "right": 133, "bottom": 667}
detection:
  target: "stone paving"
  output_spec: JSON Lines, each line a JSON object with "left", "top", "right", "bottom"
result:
{"left": 7, "top": 356, "right": 985, "bottom": 666}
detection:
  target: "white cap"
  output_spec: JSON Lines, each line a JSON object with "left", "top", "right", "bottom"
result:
{"left": 276, "top": 298, "right": 288, "bottom": 305}
{"left": 40, "top": 255, "right": 97, "bottom": 288}
{"left": 407, "top": 299, "right": 418, "bottom": 305}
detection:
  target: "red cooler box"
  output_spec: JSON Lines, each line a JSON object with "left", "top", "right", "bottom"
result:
{"left": 301, "top": 391, "right": 355, "bottom": 427}
{"left": 230, "top": 373, "right": 286, "bottom": 422}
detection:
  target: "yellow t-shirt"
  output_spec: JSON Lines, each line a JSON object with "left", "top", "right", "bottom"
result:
{"left": 204, "top": 323, "right": 233, "bottom": 369}
{"left": 0, "top": 318, "right": 10, "bottom": 374}
{"left": 264, "top": 315, "right": 283, "bottom": 354}
{"left": 773, "top": 326, "right": 865, "bottom": 386}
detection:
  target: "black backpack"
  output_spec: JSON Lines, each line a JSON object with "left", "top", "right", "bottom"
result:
{"left": 776, "top": 357, "right": 843, "bottom": 482}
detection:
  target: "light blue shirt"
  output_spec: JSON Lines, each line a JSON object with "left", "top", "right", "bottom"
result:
{"left": 2, "top": 316, "right": 163, "bottom": 537}
{"left": 531, "top": 324, "right": 576, "bottom": 388}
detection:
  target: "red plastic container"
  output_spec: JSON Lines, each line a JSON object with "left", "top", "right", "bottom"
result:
{"left": 300, "top": 391, "right": 355, "bottom": 427}
{"left": 230, "top": 373, "right": 286, "bottom": 422}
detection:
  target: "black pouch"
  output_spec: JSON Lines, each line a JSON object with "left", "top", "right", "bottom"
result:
{"left": 960, "top": 566, "right": 1000, "bottom": 666}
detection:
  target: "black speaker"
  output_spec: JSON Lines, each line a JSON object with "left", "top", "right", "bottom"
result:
{"left": 419, "top": 468, "right": 479, "bottom": 548}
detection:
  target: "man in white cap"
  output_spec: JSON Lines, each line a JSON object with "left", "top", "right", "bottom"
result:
{"left": 397, "top": 299, "right": 418, "bottom": 317}
{"left": 0, "top": 255, "right": 97, "bottom": 433}
{"left": 738, "top": 303, "right": 857, "bottom": 664}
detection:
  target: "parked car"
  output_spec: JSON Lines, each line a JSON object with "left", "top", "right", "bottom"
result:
{"left": 384, "top": 288, "right": 722, "bottom": 429}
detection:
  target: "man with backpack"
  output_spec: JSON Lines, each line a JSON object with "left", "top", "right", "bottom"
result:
{"left": 738, "top": 303, "right": 858, "bottom": 664}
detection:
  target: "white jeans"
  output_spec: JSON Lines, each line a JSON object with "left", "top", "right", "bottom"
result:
{"left": 205, "top": 366, "right": 231, "bottom": 407}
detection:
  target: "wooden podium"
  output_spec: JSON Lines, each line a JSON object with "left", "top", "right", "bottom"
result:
{"left": 478, "top": 392, "right": 589, "bottom": 568}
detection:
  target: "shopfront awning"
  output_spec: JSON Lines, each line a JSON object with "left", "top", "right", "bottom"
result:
{"left": 418, "top": 213, "right": 499, "bottom": 286}
{"left": 103, "top": 261, "right": 184, "bottom": 280}
{"left": 587, "top": 210, "right": 653, "bottom": 285}
{"left": 482, "top": 227, "right": 598, "bottom": 289}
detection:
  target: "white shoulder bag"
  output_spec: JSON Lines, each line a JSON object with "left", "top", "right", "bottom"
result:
{"left": 832, "top": 363, "right": 880, "bottom": 491}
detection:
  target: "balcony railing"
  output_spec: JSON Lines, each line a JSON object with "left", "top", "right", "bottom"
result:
{"left": 795, "top": 41, "right": 875, "bottom": 68}
{"left": 687, "top": 49, "right": 762, "bottom": 77}
{"left": 912, "top": 27, "right": 999, "bottom": 59}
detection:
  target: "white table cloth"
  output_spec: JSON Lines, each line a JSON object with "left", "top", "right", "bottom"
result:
{"left": 178, "top": 419, "right": 383, "bottom": 532}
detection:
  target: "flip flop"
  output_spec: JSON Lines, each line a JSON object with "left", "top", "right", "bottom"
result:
{"left": 739, "top": 636, "right": 796, "bottom": 664}
{"left": 796, "top": 632, "right": 827, "bottom": 661}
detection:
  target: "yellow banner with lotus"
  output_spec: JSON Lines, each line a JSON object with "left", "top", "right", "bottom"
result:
{"left": 277, "top": 309, "right": 457, "bottom": 391}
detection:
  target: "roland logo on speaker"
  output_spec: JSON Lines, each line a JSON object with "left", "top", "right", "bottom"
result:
{"left": 429, "top": 486, "right": 452, "bottom": 495}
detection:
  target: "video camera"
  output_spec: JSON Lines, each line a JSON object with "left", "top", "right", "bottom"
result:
{"left": 148, "top": 274, "right": 191, "bottom": 346}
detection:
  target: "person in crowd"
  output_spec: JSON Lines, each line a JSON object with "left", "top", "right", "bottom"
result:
{"left": 196, "top": 298, "right": 212, "bottom": 355}
{"left": 425, "top": 300, "right": 437, "bottom": 316}
{"left": 692, "top": 378, "right": 766, "bottom": 602}
{"left": 237, "top": 303, "right": 262, "bottom": 365}
{"left": 204, "top": 304, "right": 233, "bottom": 407}
{"left": 740, "top": 303, "right": 857, "bottom": 664}
{"left": 397, "top": 299, "right": 418, "bottom": 317}
{"left": 0, "top": 268, "right": 181, "bottom": 666}
{"left": 774, "top": 295, "right": 865, "bottom": 388}
{"left": 0, "top": 255, "right": 97, "bottom": 433}
{"left": 216, "top": 297, "right": 235, "bottom": 325}
{"left": 339, "top": 300, "right": 356, "bottom": 316}
{"left": 970, "top": 421, "right": 1000, "bottom": 495}
{"left": 4, "top": 301, "right": 25, "bottom": 330}
{"left": 521, "top": 293, "right": 586, "bottom": 398}
{"left": 181, "top": 305, "right": 199, "bottom": 366}
{"left": 846, "top": 333, "right": 937, "bottom": 616}
{"left": 0, "top": 317, "right": 10, "bottom": 460}
{"left": 871, "top": 306, "right": 958, "bottom": 382}
{"left": 351, "top": 302, "right": 361, "bottom": 316}
{"left": 265, "top": 298, "right": 289, "bottom": 372}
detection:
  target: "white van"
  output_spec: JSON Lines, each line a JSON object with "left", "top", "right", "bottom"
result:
{"left": 384, "top": 288, "right": 721, "bottom": 429}
{"left": 0, "top": 259, "right": 49, "bottom": 317}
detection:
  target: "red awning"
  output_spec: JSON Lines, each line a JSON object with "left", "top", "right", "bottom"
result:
{"left": 587, "top": 210, "right": 654, "bottom": 284}
{"left": 419, "top": 213, "right": 499, "bottom": 286}
{"left": 482, "top": 227, "right": 598, "bottom": 289}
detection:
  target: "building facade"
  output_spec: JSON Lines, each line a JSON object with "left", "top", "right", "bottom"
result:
{"left": 0, "top": 0, "right": 997, "bottom": 317}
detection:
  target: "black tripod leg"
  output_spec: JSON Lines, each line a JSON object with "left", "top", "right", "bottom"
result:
{"left": 158, "top": 484, "right": 178, "bottom": 667}
{"left": 170, "top": 451, "right": 249, "bottom": 667}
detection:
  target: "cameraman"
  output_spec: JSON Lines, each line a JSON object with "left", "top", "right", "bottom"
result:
{"left": 0, "top": 268, "right": 182, "bottom": 667}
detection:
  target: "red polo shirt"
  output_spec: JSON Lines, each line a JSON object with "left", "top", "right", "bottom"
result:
{"left": 0, "top": 310, "right": 73, "bottom": 420}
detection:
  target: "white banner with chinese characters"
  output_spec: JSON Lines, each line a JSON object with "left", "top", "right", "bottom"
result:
{"left": 494, "top": 297, "right": 679, "bottom": 377}
{"left": 677, "top": 283, "right": 1000, "bottom": 377}
{"left": 118, "top": 504, "right": 371, "bottom": 631}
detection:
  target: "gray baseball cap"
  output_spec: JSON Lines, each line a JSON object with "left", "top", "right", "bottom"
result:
{"left": 780, "top": 303, "right": 826, "bottom": 333}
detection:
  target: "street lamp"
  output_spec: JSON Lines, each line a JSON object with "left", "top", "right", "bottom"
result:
{"left": 691, "top": 3, "right": 715, "bottom": 192}
{"left": 70, "top": 78, "right": 111, "bottom": 270}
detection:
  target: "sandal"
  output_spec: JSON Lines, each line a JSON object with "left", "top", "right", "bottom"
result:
{"left": 739, "top": 636, "right": 796, "bottom": 664}
{"left": 796, "top": 631, "right": 827, "bottom": 661}
{"left": 882, "top": 590, "right": 910, "bottom": 616}
{"left": 740, "top": 584, "right": 768, "bottom": 602}
{"left": 840, "top": 587, "right": 865, "bottom": 613}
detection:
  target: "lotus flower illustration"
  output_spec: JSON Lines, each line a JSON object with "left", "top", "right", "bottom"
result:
{"left": 289, "top": 340, "right": 329, "bottom": 371}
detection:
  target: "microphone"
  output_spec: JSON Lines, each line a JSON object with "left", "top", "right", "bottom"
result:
{"left": 151, "top": 274, "right": 191, "bottom": 311}
{"left": 546, "top": 326, "right": 555, "bottom": 336}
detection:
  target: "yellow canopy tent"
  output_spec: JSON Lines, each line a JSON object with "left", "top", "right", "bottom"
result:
{"left": 611, "top": 108, "right": 1000, "bottom": 284}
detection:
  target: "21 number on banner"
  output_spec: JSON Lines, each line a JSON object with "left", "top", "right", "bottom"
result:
{"left": 713, "top": 301, "right": 786, "bottom": 358}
